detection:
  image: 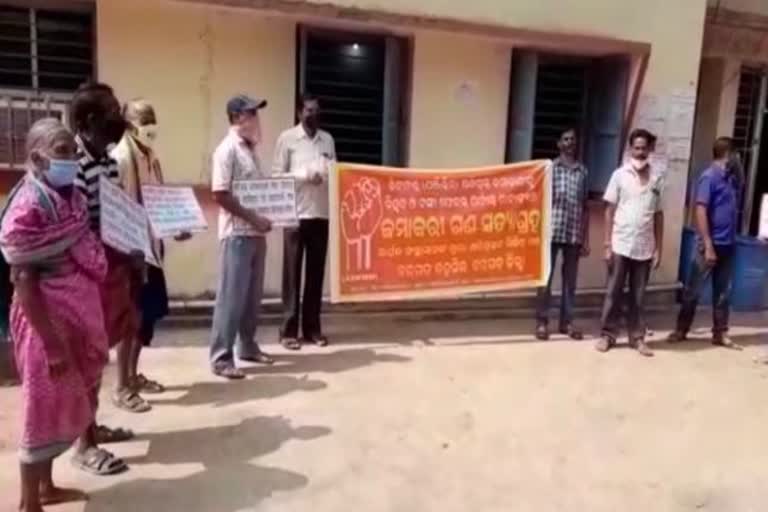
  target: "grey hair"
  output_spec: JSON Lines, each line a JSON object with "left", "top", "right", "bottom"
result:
{"left": 25, "top": 117, "right": 71, "bottom": 167}
{"left": 122, "top": 98, "right": 155, "bottom": 125}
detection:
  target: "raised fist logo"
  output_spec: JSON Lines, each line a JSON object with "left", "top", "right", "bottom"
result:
{"left": 341, "top": 177, "right": 383, "bottom": 272}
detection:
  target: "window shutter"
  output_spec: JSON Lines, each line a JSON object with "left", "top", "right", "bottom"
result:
{"left": 505, "top": 50, "right": 538, "bottom": 162}
{"left": 382, "top": 36, "right": 404, "bottom": 166}
{"left": 585, "top": 56, "right": 630, "bottom": 193}
{"left": 733, "top": 66, "right": 762, "bottom": 175}
{"left": 0, "top": 5, "right": 93, "bottom": 92}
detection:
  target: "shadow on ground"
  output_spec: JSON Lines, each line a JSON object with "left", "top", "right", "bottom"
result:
{"left": 243, "top": 348, "right": 411, "bottom": 376}
{"left": 85, "top": 416, "right": 330, "bottom": 512}
{"left": 152, "top": 374, "right": 327, "bottom": 408}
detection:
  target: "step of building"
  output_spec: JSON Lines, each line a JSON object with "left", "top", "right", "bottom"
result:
{"left": 163, "top": 285, "right": 680, "bottom": 328}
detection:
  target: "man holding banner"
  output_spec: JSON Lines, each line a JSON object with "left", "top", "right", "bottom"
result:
{"left": 535, "top": 128, "right": 589, "bottom": 341}
{"left": 209, "top": 95, "right": 274, "bottom": 380}
{"left": 273, "top": 94, "right": 336, "bottom": 349}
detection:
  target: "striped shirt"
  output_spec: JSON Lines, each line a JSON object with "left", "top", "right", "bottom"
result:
{"left": 74, "top": 135, "right": 120, "bottom": 232}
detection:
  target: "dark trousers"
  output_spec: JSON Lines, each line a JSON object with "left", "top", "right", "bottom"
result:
{"left": 281, "top": 219, "right": 329, "bottom": 339}
{"left": 536, "top": 243, "right": 581, "bottom": 328}
{"left": 675, "top": 244, "right": 733, "bottom": 336}
{"left": 601, "top": 254, "right": 652, "bottom": 342}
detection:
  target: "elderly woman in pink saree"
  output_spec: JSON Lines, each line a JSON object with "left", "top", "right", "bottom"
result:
{"left": 0, "top": 118, "right": 117, "bottom": 511}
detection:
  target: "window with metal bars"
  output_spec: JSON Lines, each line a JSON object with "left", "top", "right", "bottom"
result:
{"left": 0, "top": 4, "right": 94, "bottom": 92}
{"left": 0, "top": 98, "right": 66, "bottom": 170}
{"left": 733, "top": 66, "right": 762, "bottom": 176}
{"left": 507, "top": 51, "right": 629, "bottom": 193}
{"left": 297, "top": 27, "right": 408, "bottom": 166}
{"left": 532, "top": 60, "right": 589, "bottom": 160}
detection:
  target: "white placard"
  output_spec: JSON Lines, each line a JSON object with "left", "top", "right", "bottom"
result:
{"left": 99, "top": 176, "right": 158, "bottom": 266}
{"left": 759, "top": 194, "right": 768, "bottom": 240}
{"left": 232, "top": 177, "right": 298, "bottom": 230}
{"left": 141, "top": 185, "right": 207, "bottom": 239}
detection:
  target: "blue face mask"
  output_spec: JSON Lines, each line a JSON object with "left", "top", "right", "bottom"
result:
{"left": 44, "top": 159, "right": 79, "bottom": 188}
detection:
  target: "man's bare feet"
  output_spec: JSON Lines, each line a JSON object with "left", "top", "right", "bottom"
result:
{"left": 39, "top": 485, "right": 89, "bottom": 505}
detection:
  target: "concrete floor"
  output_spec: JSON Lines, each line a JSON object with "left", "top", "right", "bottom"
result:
{"left": 2, "top": 313, "right": 768, "bottom": 512}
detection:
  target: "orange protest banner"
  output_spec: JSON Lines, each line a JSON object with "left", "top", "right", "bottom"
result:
{"left": 329, "top": 161, "right": 552, "bottom": 303}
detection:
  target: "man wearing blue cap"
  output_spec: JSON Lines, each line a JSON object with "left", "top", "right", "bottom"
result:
{"left": 209, "top": 94, "right": 274, "bottom": 379}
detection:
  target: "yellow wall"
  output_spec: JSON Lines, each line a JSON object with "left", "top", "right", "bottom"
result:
{"left": 98, "top": 0, "right": 708, "bottom": 297}
{"left": 97, "top": 0, "right": 296, "bottom": 298}
{"left": 409, "top": 32, "right": 510, "bottom": 168}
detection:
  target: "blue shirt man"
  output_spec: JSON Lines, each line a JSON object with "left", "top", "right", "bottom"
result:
{"left": 695, "top": 162, "right": 740, "bottom": 247}
{"left": 670, "top": 137, "right": 743, "bottom": 349}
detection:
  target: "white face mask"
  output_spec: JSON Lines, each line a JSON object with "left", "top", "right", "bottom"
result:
{"left": 630, "top": 157, "right": 648, "bottom": 171}
{"left": 135, "top": 124, "right": 158, "bottom": 149}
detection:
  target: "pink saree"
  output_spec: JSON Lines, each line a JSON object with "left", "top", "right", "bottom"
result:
{"left": 0, "top": 175, "right": 108, "bottom": 461}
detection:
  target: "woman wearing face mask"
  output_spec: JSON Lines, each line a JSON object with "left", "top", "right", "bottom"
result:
{"left": 1, "top": 118, "right": 112, "bottom": 511}
{"left": 111, "top": 99, "right": 190, "bottom": 398}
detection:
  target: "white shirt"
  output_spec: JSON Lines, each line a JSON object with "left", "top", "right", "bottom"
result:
{"left": 603, "top": 164, "right": 665, "bottom": 261}
{"left": 272, "top": 124, "right": 336, "bottom": 219}
{"left": 211, "top": 128, "right": 269, "bottom": 239}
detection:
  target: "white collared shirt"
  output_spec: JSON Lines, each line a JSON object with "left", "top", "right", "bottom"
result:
{"left": 211, "top": 128, "right": 269, "bottom": 239}
{"left": 272, "top": 124, "right": 336, "bottom": 219}
{"left": 603, "top": 164, "right": 665, "bottom": 261}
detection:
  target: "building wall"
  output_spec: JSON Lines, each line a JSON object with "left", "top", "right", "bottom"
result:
{"left": 97, "top": 0, "right": 708, "bottom": 298}
{"left": 409, "top": 32, "right": 510, "bottom": 168}
{"left": 97, "top": 0, "right": 296, "bottom": 298}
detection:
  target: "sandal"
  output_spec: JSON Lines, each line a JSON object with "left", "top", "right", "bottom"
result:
{"left": 71, "top": 447, "right": 128, "bottom": 476}
{"left": 635, "top": 340, "right": 655, "bottom": 358}
{"left": 133, "top": 374, "right": 165, "bottom": 394}
{"left": 712, "top": 336, "right": 743, "bottom": 351}
{"left": 595, "top": 337, "right": 614, "bottom": 353}
{"left": 535, "top": 324, "right": 549, "bottom": 341}
{"left": 112, "top": 389, "right": 152, "bottom": 413}
{"left": 280, "top": 337, "right": 302, "bottom": 351}
{"left": 306, "top": 335, "right": 329, "bottom": 347}
{"left": 212, "top": 365, "right": 245, "bottom": 380}
{"left": 95, "top": 424, "right": 134, "bottom": 444}
{"left": 667, "top": 331, "right": 687, "bottom": 343}
{"left": 559, "top": 325, "right": 584, "bottom": 341}
{"left": 239, "top": 352, "right": 275, "bottom": 365}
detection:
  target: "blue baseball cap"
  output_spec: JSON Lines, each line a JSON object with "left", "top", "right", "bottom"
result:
{"left": 226, "top": 94, "right": 267, "bottom": 117}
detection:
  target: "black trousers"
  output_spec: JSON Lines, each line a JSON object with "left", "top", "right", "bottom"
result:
{"left": 675, "top": 244, "right": 733, "bottom": 336}
{"left": 601, "top": 254, "right": 651, "bottom": 342}
{"left": 535, "top": 243, "right": 581, "bottom": 328}
{"left": 281, "top": 219, "right": 329, "bottom": 339}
